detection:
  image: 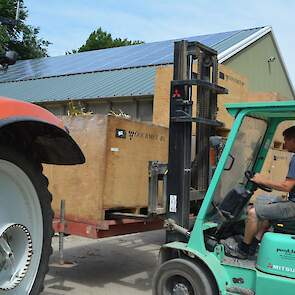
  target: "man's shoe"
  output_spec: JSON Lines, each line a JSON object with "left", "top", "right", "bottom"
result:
{"left": 223, "top": 242, "right": 248, "bottom": 260}
{"left": 248, "top": 244, "right": 260, "bottom": 260}
{"left": 249, "top": 239, "right": 260, "bottom": 256}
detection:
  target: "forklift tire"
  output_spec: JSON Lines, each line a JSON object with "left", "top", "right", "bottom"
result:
{"left": 153, "top": 258, "right": 217, "bottom": 295}
{"left": 0, "top": 146, "right": 53, "bottom": 294}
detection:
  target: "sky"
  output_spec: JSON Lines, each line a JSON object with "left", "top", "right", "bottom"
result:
{"left": 25, "top": 0, "right": 294, "bottom": 87}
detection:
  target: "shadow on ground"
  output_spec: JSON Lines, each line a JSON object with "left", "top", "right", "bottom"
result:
{"left": 42, "top": 230, "right": 165, "bottom": 295}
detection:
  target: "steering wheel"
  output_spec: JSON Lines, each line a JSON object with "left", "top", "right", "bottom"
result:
{"left": 245, "top": 171, "right": 272, "bottom": 192}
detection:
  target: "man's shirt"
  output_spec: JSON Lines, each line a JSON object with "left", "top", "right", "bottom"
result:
{"left": 287, "top": 154, "right": 295, "bottom": 202}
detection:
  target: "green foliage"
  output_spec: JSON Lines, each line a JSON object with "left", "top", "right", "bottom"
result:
{"left": 71, "top": 27, "right": 144, "bottom": 53}
{"left": 0, "top": 0, "right": 50, "bottom": 59}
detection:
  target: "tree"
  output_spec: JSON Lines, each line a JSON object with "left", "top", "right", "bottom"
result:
{"left": 0, "top": 0, "right": 50, "bottom": 59}
{"left": 69, "top": 27, "right": 143, "bottom": 54}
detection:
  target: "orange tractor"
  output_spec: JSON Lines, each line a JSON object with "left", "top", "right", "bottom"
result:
{"left": 0, "top": 18, "right": 85, "bottom": 294}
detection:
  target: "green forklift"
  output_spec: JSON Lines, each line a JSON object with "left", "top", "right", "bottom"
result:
{"left": 152, "top": 41, "right": 295, "bottom": 295}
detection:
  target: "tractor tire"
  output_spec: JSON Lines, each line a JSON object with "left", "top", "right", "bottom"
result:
{"left": 153, "top": 258, "right": 218, "bottom": 295}
{"left": 0, "top": 146, "right": 53, "bottom": 294}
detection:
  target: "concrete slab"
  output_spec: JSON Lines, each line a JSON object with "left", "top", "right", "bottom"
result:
{"left": 42, "top": 230, "right": 165, "bottom": 295}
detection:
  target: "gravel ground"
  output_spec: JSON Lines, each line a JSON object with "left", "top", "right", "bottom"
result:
{"left": 42, "top": 230, "right": 165, "bottom": 295}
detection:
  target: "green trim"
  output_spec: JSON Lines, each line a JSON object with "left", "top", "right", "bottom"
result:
{"left": 202, "top": 222, "right": 218, "bottom": 230}
{"left": 223, "top": 265, "right": 256, "bottom": 290}
{"left": 226, "top": 100, "right": 295, "bottom": 109}
{"left": 225, "top": 100, "right": 295, "bottom": 118}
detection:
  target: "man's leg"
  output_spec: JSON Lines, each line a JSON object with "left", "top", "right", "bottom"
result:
{"left": 223, "top": 207, "right": 258, "bottom": 259}
{"left": 243, "top": 207, "right": 259, "bottom": 244}
{"left": 256, "top": 220, "right": 269, "bottom": 240}
{"left": 243, "top": 211, "right": 269, "bottom": 243}
{"left": 223, "top": 207, "right": 268, "bottom": 259}
{"left": 223, "top": 195, "right": 283, "bottom": 259}
{"left": 242, "top": 195, "right": 275, "bottom": 251}
{"left": 247, "top": 219, "right": 269, "bottom": 256}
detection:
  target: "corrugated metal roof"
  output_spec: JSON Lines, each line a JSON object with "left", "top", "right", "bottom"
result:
{"left": 0, "top": 67, "right": 156, "bottom": 103}
{"left": 0, "top": 27, "right": 264, "bottom": 83}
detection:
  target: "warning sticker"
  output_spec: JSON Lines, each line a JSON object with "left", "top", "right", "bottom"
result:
{"left": 169, "top": 195, "right": 177, "bottom": 212}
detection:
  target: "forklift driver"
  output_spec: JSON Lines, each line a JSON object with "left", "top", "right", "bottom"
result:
{"left": 225, "top": 126, "right": 295, "bottom": 259}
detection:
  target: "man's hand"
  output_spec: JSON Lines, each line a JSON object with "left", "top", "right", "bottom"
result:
{"left": 251, "top": 173, "right": 266, "bottom": 185}
{"left": 251, "top": 173, "right": 295, "bottom": 192}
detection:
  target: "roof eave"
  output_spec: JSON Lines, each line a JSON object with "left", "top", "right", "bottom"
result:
{"left": 218, "top": 26, "right": 272, "bottom": 63}
{"left": 218, "top": 26, "right": 295, "bottom": 99}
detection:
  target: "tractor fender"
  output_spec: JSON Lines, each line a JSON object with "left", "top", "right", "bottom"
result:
{"left": 159, "top": 242, "right": 229, "bottom": 295}
{"left": 0, "top": 97, "right": 85, "bottom": 165}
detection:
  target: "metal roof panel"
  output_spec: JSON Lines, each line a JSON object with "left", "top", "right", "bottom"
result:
{"left": 0, "top": 67, "right": 156, "bottom": 103}
{"left": 0, "top": 27, "right": 264, "bottom": 83}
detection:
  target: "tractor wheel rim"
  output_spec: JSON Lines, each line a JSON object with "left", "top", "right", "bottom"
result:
{"left": 0, "top": 224, "right": 33, "bottom": 290}
{"left": 0, "top": 160, "right": 43, "bottom": 293}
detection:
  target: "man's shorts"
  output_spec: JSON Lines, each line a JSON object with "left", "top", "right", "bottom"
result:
{"left": 254, "top": 195, "right": 295, "bottom": 220}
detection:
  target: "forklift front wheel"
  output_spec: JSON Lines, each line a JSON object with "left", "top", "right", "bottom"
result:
{"left": 152, "top": 258, "right": 217, "bottom": 295}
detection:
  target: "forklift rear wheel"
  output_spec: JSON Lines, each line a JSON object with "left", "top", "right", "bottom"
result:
{"left": 153, "top": 258, "right": 217, "bottom": 295}
{"left": 0, "top": 146, "right": 53, "bottom": 294}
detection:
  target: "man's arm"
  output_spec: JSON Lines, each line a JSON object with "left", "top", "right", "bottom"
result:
{"left": 251, "top": 173, "right": 295, "bottom": 192}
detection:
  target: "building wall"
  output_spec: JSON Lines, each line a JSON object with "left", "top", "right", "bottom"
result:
{"left": 45, "top": 104, "right": 65, "bottom": 116}
{"left": 42, "top": 97, "right": 154, "bottom": 122}
{"left": 223, "top": 33, "right": 294, "bottom": 99}
{"left": 153, "top": 63, "right": 276, "bottom": 129}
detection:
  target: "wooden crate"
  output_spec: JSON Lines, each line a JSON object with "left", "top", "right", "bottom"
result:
{"left": 44, "top": 114, "right": 168, "bottom": 223}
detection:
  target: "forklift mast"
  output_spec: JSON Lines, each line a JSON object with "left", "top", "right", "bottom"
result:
{"left": 166, "top": 41, "right": 227, "bottom": 242}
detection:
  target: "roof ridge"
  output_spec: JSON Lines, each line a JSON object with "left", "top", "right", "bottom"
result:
{"left": 211, "top": 26, "right": 266, "bottom": 48}
{"left": 218, "top": 26, "right": 271, "bottom": 63}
